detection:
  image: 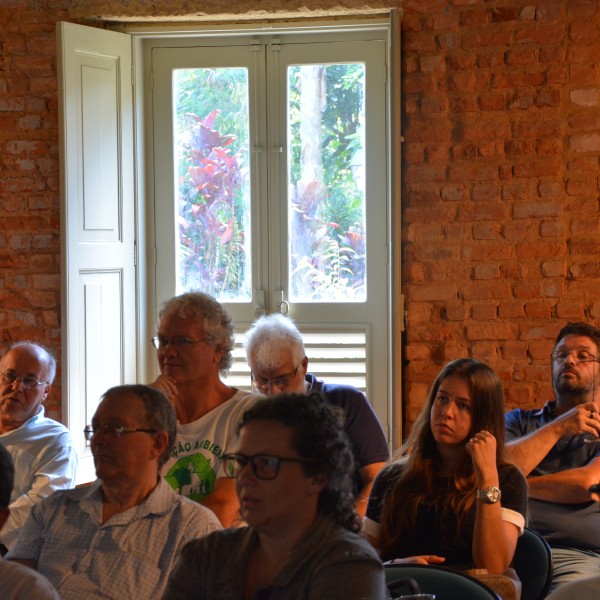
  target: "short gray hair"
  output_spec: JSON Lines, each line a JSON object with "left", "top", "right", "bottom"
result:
{"left": 8, "top": 341, "right": 57, "bottom": 384}
{"left": 159, "top": 292, "right": 234, "bottom": 374}
{"left": 101, "top": 384, "right": 176, "bottom": 468}
{"left": 244, "top": 314, "right": 305, "bottom": 371}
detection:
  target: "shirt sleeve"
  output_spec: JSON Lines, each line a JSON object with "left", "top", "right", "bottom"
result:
{"left": 364, "top": 463, "right": 399, "bottom": 540}
{"left": 5, "top": 498, "right": 49, "bottom": 562}
{"left": 504, "top": 409, "right": 526, "bottom": 442}
{"left": 499, "top": 463, "right": 528, "bottom": 532}
{"left": 161, "top": 537, "right": 213, "bottom": 600}
{"left": 305, "top": 545, "right": 388, "bottom": 600}
{"left": 330, "top": 386, "right": 390, "bottom": 468}
{"left": 1, "top": 436, "right": 78, "bottom": 549}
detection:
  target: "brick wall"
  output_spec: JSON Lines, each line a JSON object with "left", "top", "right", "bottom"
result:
{"left": 0, "top": 1, "right": 599, "bottom": 431}
{"left": 401, "top": 0, "right": 600, "bottom": 430}
{"left": 0, "top": 4, "right": 70, "bottom": 419}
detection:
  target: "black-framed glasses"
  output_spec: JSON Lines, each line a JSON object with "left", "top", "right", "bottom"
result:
{"left": 0, "top": 371, "right": 48, "bottom": 390}
{"left": 251, "top": 366, "right": 299, "bottom": 391}
{"left": 84, "top": 424, "right": 159, "bottom": 442}
{"left": 222, "top": 453, "right": 321, "bottom": 480}
{"left": 551, "top": 350, "right": 600, "bottom": 364}
{"left": 151, "top": 336, "right": 205, "bottom": 350}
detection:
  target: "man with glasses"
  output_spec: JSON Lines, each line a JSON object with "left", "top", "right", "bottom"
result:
{"left": 505, "top": 322, "right": 600, "bottom": 591}
{"left": 244, "top": 313, "right": 389, "bottom": 517}
{"left": 149, "top": 292, "right": 262, "bottom": 527}
{"left": 0, "top": 342, "right": 77, "bottom": 552}
{"left": 6, "top": 384, "right": 220, "bottom": 599}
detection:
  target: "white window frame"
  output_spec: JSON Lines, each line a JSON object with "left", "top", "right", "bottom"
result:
{"left": 58, "top": 15, "right": 404, "bottom": 486}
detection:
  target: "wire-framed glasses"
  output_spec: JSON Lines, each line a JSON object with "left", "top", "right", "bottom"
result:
{"left": 251, "top": 366, "right": 299, "bottom": 391}
{"left": 0, "top": 371, "right": 48, "bottom": 389}
{"left": 550, "top": 350, "right": 600, "bottom": 364}
{"left": 83, "top": 424, "right": 159, "bottom": 441}
{"left": 151, "top": 336, "right": 205, "bottom": 350}
{"left": 222, "top": 453, "right": 321, "bottom": 480}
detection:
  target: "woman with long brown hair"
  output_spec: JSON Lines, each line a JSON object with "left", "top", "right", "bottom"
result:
{"left": 363, "top": 358, "right": 527, "bottom": 575}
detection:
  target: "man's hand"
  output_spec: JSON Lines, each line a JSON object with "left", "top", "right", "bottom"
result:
{"left": 148, "top": 375, "right": 180, "bottom": 404}
{"left": 553, "top": 403, "right": 600, "bottom": 439}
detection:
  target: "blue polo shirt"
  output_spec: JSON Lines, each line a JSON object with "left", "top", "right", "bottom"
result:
{"left": 505, "top": 401, "right": 600, "bottom": 551}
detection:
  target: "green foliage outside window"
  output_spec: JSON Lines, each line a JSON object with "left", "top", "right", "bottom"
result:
{"left": 174, "top": 68, "right": 251, "bottom": 300}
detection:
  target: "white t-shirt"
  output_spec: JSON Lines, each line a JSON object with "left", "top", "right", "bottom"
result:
{"left": 161, "top": 389, "right": 260, "bottom": 501}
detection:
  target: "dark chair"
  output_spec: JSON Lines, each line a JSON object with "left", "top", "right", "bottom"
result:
{"left": 513, "top": 527, "right": 553, "bottom": 600}
{"left": 385, "top": 564, "right": 500, "bottom": 600}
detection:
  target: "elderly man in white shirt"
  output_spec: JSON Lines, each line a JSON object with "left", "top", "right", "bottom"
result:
{"left": 0, "top": 342, "right": 77, "bottom": 551}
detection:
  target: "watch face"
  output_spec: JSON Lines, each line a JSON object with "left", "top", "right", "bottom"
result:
{"left": 478, "top": 486, "right": 501, "bottom": 503}
{"left": 487, "top": 488, "right": 500, "bottom": 502}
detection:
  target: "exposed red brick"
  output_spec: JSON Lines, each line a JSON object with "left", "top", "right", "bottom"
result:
{"left": 556, "top": 301, "right": 585, "bottom": 319}
{"left": 567, "top": 0, "right": 598, "bottom": 18}
{"left": 498, "top": 302, "right": 525, "bottom": 319}
{"left": 525, "top": 302, "right": 552, "bottom": 318}
{"left": 492, "top": 7, "right": 519, "bottom": 23}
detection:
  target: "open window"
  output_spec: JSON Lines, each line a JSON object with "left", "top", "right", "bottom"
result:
{"left": 58, "top": 18, "right": 400, "bottom": 483}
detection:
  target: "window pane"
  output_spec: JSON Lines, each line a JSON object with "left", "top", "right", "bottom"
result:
{"left": 288, "top": 63, "right": 366, "bottom": 303}
{"left": 173, "top": 68, "right": 252, "bottom": 301}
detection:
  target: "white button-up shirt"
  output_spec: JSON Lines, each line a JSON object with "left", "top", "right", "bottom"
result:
{"left": 0, "top": 406, "right": 78, "bottom": 548}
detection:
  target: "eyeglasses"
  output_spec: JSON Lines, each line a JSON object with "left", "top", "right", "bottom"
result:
{"left": 83, "top": 424, "right": 159, "bottom": 441}
{"left": 551, "top": 350, "right": 600, "bottom": 364}
{"left": 0, "top": 371, "right": 48, "bottom": 390}
{"left": 251, "top": 366, "right": 299, "bottom": 391}
{"left": 151, "top": 336, "right": 205, "bottom": 350}
{"left": 222, "top": 453, "right": 321, "bottom": 480}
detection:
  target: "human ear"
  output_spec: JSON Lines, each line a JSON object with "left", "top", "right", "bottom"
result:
{"left": 307, "top": 472, "right": 329, "bottom": 495}
{"left": 151, "top": 431, "right": 169, "bottom": 461}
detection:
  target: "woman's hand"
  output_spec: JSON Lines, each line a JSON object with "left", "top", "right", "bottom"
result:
{"left": 466, "top": 430, "right": 499, "bottom": 486}
{"left": 386, "top": 555, "right": 446, "bottom": 566}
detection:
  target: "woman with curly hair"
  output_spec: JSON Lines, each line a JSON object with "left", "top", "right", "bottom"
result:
{"left": 162, "top": 392, "right": 386, "bottom": 599}
{"left": 363, "top": 358, "right": 527, "bottom": 577}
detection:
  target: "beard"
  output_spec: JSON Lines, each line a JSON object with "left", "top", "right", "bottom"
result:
{"left": 553, "top": 368, "right": 594, "bottom": 402}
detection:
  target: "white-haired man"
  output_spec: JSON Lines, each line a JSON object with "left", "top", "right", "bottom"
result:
{"left": 0, "top": 342, "right": 77, "bottom": 552}
{"left": 244, "top": 313, "right": 389, "bottom": 516}
{"left": 150, "top": 292, "right": 262, "bottom": 527}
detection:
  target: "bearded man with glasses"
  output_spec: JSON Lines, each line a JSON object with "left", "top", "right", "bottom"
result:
{"left": 505, "top": 322, "right": 600, "bottom": 592}
{"left": 243, "top": 313, "right": 389, "bottom": 517}
{"left": 0, "top": 342, "right": 77, "bottom": 553}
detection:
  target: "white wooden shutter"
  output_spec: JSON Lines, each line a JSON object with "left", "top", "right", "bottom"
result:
{"left": 57, "top": 22, "right": 136, "bottom": 484}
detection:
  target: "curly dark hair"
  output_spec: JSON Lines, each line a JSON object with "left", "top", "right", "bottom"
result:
{"left": 238, "top": 392, "right": 360, "bottom": 532}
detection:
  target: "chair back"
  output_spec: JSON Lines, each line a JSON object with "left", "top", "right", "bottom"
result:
{"left": 385, "top": 564, "right": 500, "bottom": 600}
{"left": 513, "top": 527, "right": 553, "bottom": 600}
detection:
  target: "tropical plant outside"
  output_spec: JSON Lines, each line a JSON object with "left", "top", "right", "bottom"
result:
{"left": 173, "top": 61, "right": 366, "bottom": 303}
{"left": 174, "top": 67, "right": 251, "bottom": 301}
{"left": 288, "top": 63, "right": 366, "bottom": 302}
